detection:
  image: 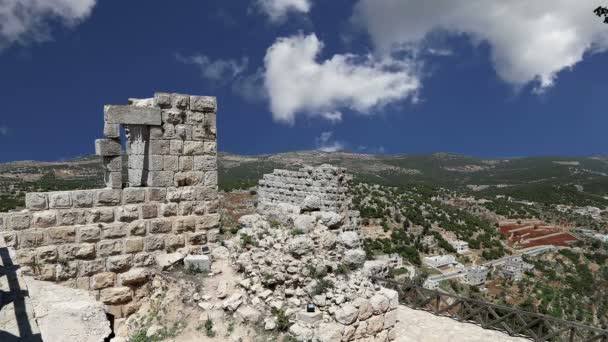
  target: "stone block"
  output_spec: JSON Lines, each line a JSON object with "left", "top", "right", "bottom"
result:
{"left": 146, "top": 171, "right": 174, "bottom": 187}
{"left": 186, "top": 111, "right": 205, "bottom": 124}
{"left": 16, "top": 249, "right": 36, "bottom": 265}
{"left": 175, "top": 125, "right": 192, "bottom": 140}
{"left": 184, "top": 255, "right": 210, "bottom": 272}
{"left": 103, "top": 156, "right": 122, "bottom": 173}
{"left": 106, "top": 255, "right": 132, "bottom": 272}
{"left": 148, "top": 218, "right": 172, "bottom": 234}
{"left": 205, "top": 112, "right": 217, "bottom": 135}
{"left": 0, "top": 231, "right": 17, "bottom": 247}
{"left": 163, "top": 155, "right": 178, "bottom": 171}
{"left": 178, "top": 156, "right": 193, "bottom": 171}
{"left": 296, "top": 311, "right": 323, "bottom": 324}
{"left": 149, "top": 140, "right": 170, "bottom": 155}
{"left": 124, "top": 237, "right": 144, "bottom": 253}
{"left": 170, "top": 94, "right": 189, "bottom": 110}
{"left": 101, "top": 223, "right": 128, "bottom": 239}
{"left": 79, "top": 259, "right": 106, "bottom": 277}
{"left": 204, "top": 171, "right": 218, "bottom": 187}
{"left": 95, "top": 138, "right": 122, "bottom": 156}
{"left": 162, "top": 109, "right": 185, "bottom": 124}
{"left": 174, "top": 171, "right": 204, "bottom": 187}
{"left": 193, "top": 155, "right": 216, "bottom": 171}
{"left": 116, "top": 205, "right": 140, "bottom": 222}
{"left": 127, "top": 221, "right": 146, "bottom": 236}
{"left": 194, "top": 186, "right": 218, "bottom": 201}
{"left": 145, "top": 187, "right": 166, "bottom": 202}
{"left": 186, "top": 232, "right": 206, "bottom": 245}
{"left": 122, "top": 188, "right": 146, "bottom": 203}
{"left": 183, "top": 141, "right": 204, "bottom": 155}
{"left": 26, "top": 193, "right": 48, "bottom": 211}
{"left": 72, "top": 190, "right": 95, "bottom": 208}
{"left": 56, "top": 209, "right": 87, "bottom": 226}
{"left": 119, "top": 268, "right": 150, "bottom": 285}
{"left": 191, "top": 125, "right": 205, "bottom": 141}
{"left": 128, "top": 169, "right": 144, "bottom": 186}
{"left": 162, "top": 124, "right": 175, "bottom": 139}
{"left": 97, "top": 240, "right": 123, "bottom": 256}
{"left": 203, "top": 141, "right": 217, "bottom": 155}
{"left": 128, "top": 154, "right": 144, "bottom": 169}
{"left": 103, "top": 122, "right": 120, "bottom": 138}
{"left": 159, "top": 203, "right": 178, "bottom": 217}
{"left": 55, "top": 261, "right": 79, "bottom": 281}
{"left": 190, "top": 95, "right": 217, "bottom": 112}
{"left": 154, "top": 92, "right": 171, "bottom": 108}
{"left": 104, "top": 105, "right": 162, "bottom": 125}
{"left": 141, "top": 203, "right": 158, "bottom": 219}
{"left": 36, "top": 246, "right": 58, "bottom": 263}
{"left": 32, "top": 211, "right": 57, "bottom": 228}
{"left": 96, "top": 189, "right": 122, "bottom": 206}
{"left": 77, "top": 226, "right": 102, "bottom": 243}
{"left": 150, "top": 126, "right": 164, "bottom": 139}
{"left": 104, "top": 171, "right": 122, "bottom": 189}
{"left": 169, "top": 140, "right": 183, "bottom": 155}
{"left": 76, "top": 277, "right": 90, "bottom": 291}
{"left": 144, "top": 235, "right": 165, "bottom": 251}
{"left": 58, "top": 243, "right": 96, "bottom": 261}
{"left": 133, "top": 252, "right": 155, "bottom": 267}
{"left": 196, "top": 214, "right": 220, "bottom": 230}
{"left": 148, "top": 154, "right": 164, "bottom": 171}
{"left": 49, "top": 192, "right": 72, "bottom": 209}
{"left": 165, "top": 234, "right": 185, "bottom": 252}
{"left": 92, "top": 272, "right": 116, "bottom": 290}
{"left": 87, "top": 208, "right": 114, "bottom": 223}
{"left": 39, "top": 264, "right": 56, "bottom": 281}
{"left": 173, "top": 216, "right": 195, "bottom": 233}
{"left": 47, "top": 226, "right": 76, "bottom": 244}
{"left": 18, "top": 229, "right": 44, "bottom": 248}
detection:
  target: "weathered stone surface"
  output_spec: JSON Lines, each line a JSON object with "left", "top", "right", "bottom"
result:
{"left": 190, "top": 95, "right": 217, "bottom": 112}
{"left": 335, "top": 304, "right": 358, "bottom": 325}
{"left": 26, "top": 193, "right": 48, "bottom": 211}
{"left": 32, "top": 211, "right": 57, "bottom": 228}
{"left": 95, "top": 138, "right": 122, "bottom": 156}
{"left": 155, "top": 251, "right": 184, "bottom": 270}
{"left": 91, "top": 272, "right": 115, "bottom": 289}
{"left": 184, "top": 254, "right": 210, "bottom": 272}
{"left": 344, "top": 249, "right": 366, "bottom": 267}
{"left": 72, "top": 190, "right": 95, "bottom": 208}
{"left": 222, "top": 292, "right": 243, "bottom": 312}
{"left": 7, "top": 214, "right": 31, "bottom": 230}
{"left": 104, "top": 105, "right": 162, "bottom": 125}
{"left": 100, "top": 286, "right": 132, "bottom": 304}
{"left": 120, "top": 268, "right": 150, "bottom": 285}
{"left": 24, "top": 276, "right": 111, "bottom": 342}
{"left": 293, "top": 214, "right": 316, "bottom": 233}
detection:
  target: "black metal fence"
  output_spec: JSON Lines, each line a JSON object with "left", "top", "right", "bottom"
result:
{"left": 372, "top": 277, "right": 608, "bottom": 342}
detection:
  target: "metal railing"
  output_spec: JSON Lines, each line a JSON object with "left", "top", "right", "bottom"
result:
{"left": 372, "top": 277, "right": 608, "bottom": 342}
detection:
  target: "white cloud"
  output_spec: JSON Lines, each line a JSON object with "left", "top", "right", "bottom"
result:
{"left": 264, "top": 33, "right": 420, "bottom": 124}
{"left": 0, "top": 0, "right": 96, "bottom": 49}
{"left": 354, "top": 0, "right": 608, "bottom": 90}
{"left": 176, "top": 53, "right": 249, "bottom": 83}
{"left": 0, "top": 125, "right": 8, "bottom": 136}
{"left": 315, "top": 131, "right": 344, "bottom": 152}
{"left": 257, "top": 0, "right": 311, "bottom": 22}
{"left": 320, "top": 111, "right": 343, "bottom": 123}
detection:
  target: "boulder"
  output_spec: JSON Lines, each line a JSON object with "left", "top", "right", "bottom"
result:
{"left": 289, "top": 322, "right": 314, "bottom": 342}
{"left": 293, "top": 214, "right": 316, "bottom": 233}
{"left": 370, "top": 294, "right": 390, "bottom": 314}
{"left": 235, "top": 305, "right": 261, "bottom": 323}
{"left": 302, "top": 195, "right": 321, "bottom": 212}
{"left": 343, "top": 249, "right": 366, "bottom": 267}
{"left": 155, "top": 252, "right": 185, "bottom": 270}
{"left": 315, "top": 211, "right": 343, "bottom": 228}
{"left": 335, "top": 304, "right": 358, "bottom": 325}
{"left": 211, "top": 246, "right": 230, "bottom": 259}
{"left": 222, "top": 292, "right": 243, "bottom": 312}
{"left": 316, "top": 323, "right": 343, "bottom": 342}
{"left": 338, "top": 231, "right": 360, "bottom": 249}
{"left": 287, "top": 236, "right": 313, "bottom": 256}
{"left": 184, "top": 255, "right": 211, "bottom": 272}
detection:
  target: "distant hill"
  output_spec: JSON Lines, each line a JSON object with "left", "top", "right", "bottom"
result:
{"left": 2, "top": 151, "right": 608, "bottom": 210}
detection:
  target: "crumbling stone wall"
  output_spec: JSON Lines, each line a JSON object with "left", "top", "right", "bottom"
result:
{"left": 0, "top": 92, "right": 219, "bottom": 318}
{"left": 257, "top": 164, "right": 360, "bottom": 230}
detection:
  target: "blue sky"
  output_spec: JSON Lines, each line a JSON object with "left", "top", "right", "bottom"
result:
{"left": 1, "top": 0, "right": 608, "bottom": 162}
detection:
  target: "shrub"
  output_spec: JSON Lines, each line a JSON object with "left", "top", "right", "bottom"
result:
{"left": 205, "top": 319, "right": 216, "bottom": 337}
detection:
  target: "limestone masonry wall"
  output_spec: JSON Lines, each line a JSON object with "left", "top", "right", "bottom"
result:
{"left": 257, "top": 165, "right": 349, "bottom": 212}
{"left": 0, "top": 92, "right": 219, "bottom": 318}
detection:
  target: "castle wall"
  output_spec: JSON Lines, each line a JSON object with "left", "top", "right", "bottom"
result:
{"left": 257, "top": 165, "right": 349, "bottom": 212}
{"left": 0, "top": 92, "right": 219, "bottom": 318}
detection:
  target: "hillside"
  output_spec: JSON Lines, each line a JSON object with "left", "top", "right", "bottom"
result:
{"left": 2, "top": 151, "right": 608, "bottom": 211}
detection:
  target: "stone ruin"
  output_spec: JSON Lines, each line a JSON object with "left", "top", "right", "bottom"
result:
{"left": 0, "top": 92, "right": 220, "bottom": 320}
{"left": 257, "top": 164, "right": 360, "bottom": 231}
